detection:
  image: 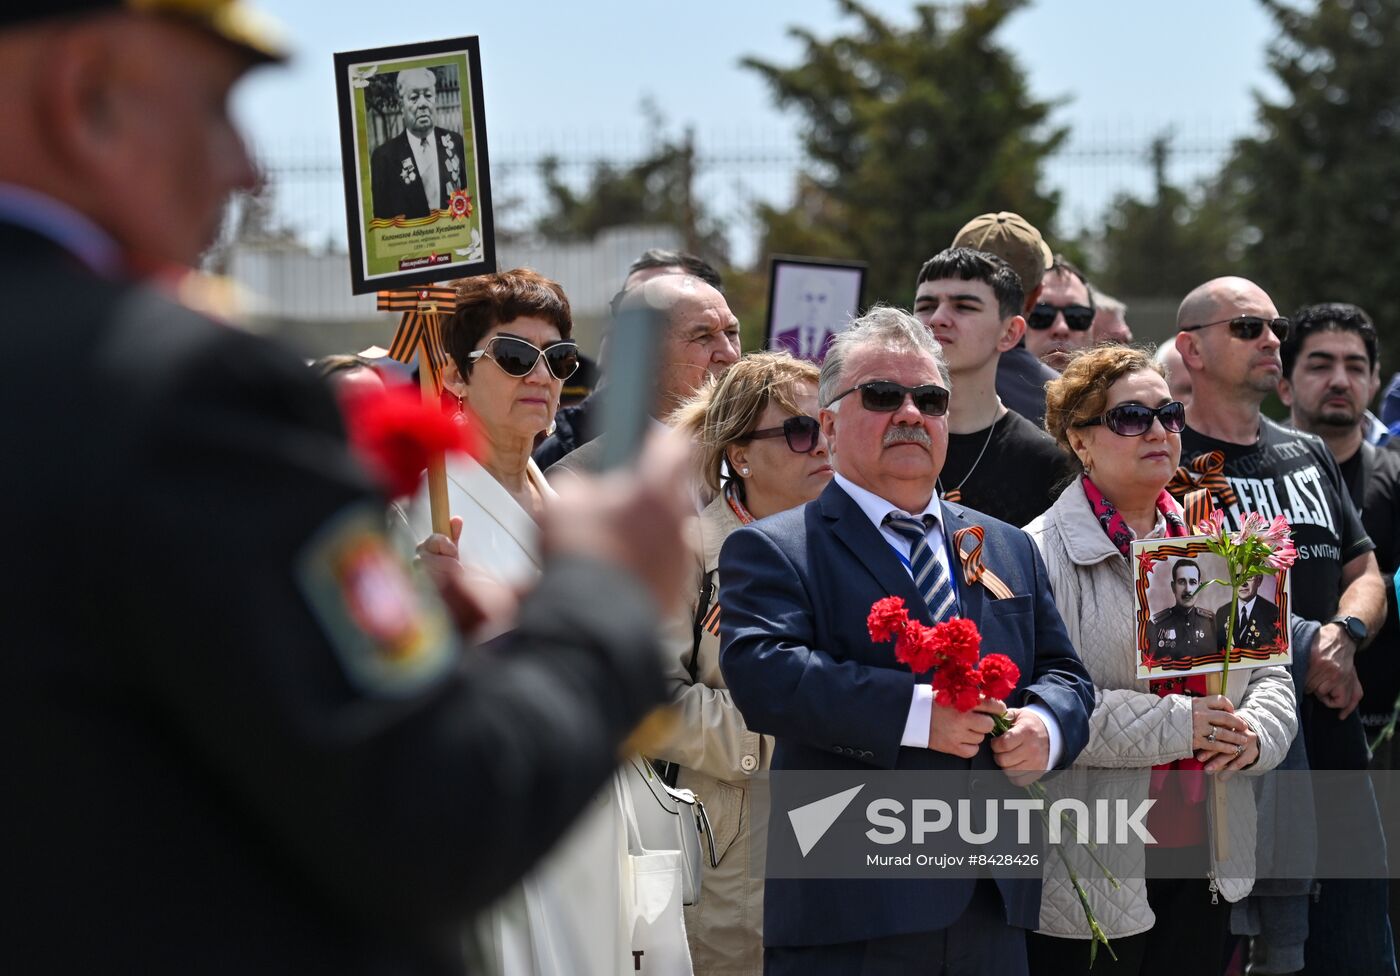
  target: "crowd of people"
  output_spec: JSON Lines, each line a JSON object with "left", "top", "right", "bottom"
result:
{"left": 8, "top": 3, "right": 1400, "bottom": 976}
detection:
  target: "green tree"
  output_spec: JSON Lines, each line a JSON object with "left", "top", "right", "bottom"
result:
{"left": 532, "top": 123, "right": 727, "bottom": 262}
{"left": 1092, "top": 134, "right": 1242, "bottom": 301}
{"left": 1227, "top": 0, "right": 1400, "bottom": 370}
{"left": 745, "top": 0, "right": 1065, "bottom": 306}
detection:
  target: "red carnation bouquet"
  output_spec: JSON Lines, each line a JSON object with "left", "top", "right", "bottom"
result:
{"left": 340, "top": 384, "right": 482, "bottom": 498}
{"left": 867, "top": 595, "right": 1119, "bottom": 963}
{"left": 867, "top": 596, "right": 1020, "bottom": 728}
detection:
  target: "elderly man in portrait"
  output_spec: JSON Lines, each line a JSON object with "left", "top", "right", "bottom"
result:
{"left": 370, "top": 66, "right": 467, "bottom": 221}
{"left": 719, "top": 306, "right": 1093, "bottom": 974}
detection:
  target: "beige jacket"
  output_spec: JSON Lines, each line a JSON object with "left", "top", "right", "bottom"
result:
{"left": 654, "top": 494, "right": 772, "bottom": 975}
{"left": 1024, "top": 481, "right": 1297, "bottom": 940}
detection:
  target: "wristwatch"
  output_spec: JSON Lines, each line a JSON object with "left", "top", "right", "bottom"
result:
{"left": 1330, "top": 615, "right": 1368, "bottom": 644}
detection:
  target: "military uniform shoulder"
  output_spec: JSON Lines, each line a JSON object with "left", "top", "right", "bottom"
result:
{"left": 1150, "top": 606, "right": 1179, "bottom": 624}
{"left": 1187, "top": 606, "right": 1215, "bottom": 621}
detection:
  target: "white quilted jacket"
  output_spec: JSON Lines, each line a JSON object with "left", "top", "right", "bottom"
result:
{"left": 1024, "top": 481, "right": 1298, "bottom": 940}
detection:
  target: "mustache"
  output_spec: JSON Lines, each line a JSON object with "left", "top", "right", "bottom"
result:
{"left": 883, "top": 426, "right": 931, "bottom": 447}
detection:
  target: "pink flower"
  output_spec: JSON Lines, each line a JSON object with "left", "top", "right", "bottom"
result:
{"left": 1234, "top": 511, "right": 1269, "bottom": 544}
{"left": 1196, "top": 510, "right": 1227, "bottom": 539}
{"left": 1263, "top": 515, "right": 1292, "bottom": 548}
{"left": 1266, "top": 538, "right": 1297, "bottom": 570}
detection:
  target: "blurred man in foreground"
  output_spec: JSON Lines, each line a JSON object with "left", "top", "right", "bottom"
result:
{"left": 0, "top": 5, "right": 690, "bottom": 974}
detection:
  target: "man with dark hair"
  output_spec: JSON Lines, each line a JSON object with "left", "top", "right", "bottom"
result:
{"left": 952, "top": 211, "right": 1058, "bottom": 426}
{"left": 1147, "top": 558, "right": 1218, "bottom": 661}
{"left": 1279, "top": 304, "right": 1400, "bottom": 908}
{"left": 369, "top": 67, "right": 468, "bottom": 221}
{"left": 1025, "top": 255, "right": 1095, "bottom": 372}
{"left": 913, "top": 247, "right": 1070, "bottom": 526}
{"left": 1174, "top": 279, "right": 1391, "bottom": 975}
{"left": 0, "top": 5, "right": 693, "bottom": 973}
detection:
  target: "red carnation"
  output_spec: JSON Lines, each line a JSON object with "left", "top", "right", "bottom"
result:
{"left": 977, "top": 654, "right": 1020, "bottom": 701}
{"left": 341, "top": 384, "right": 480, "bottom": 498}
{"left": 929, "top": 617, "right": 981, "bottom": 668}
{"left": 933, "top": 661, "right": 982, "bottom": 712}
{"left": 867, "top": 596, "right": 910, "bottom": 644}
{"left": 895, "top": 620, "right": 940, "bottom": 674}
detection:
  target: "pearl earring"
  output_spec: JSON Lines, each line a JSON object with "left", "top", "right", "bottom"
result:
{"left": 741, "top": 467, "right": 751, "bottom": 476}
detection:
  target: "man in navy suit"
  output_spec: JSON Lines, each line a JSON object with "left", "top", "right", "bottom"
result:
{"left": 370, "top": 67, "right": 467, "bottom": 221}
{"left": 720, "top": 306, "right": 1093, "bottom": 975}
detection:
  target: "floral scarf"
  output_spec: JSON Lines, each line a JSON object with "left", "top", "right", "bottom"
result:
{"left": 1081, "top": 476, "right": 1208, "bottom": 840}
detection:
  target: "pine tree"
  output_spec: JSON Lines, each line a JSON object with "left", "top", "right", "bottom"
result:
{"left": 745, "top": 0, "right": 1064, "bottom": 307}
{"left": 1229, "top": 0, "right": 1400, "bottom": 368}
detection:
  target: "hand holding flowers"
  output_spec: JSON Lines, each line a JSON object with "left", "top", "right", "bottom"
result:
{"left": 866, "top": 596, "right": 1119, "bottom": 962}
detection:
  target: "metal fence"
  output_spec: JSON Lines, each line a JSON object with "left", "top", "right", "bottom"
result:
{"left": 220, "top": 125, "right": 1238, "bottom": 352}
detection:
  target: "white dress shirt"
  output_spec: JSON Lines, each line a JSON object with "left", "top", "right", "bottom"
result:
{"left": 408, "top": 130, "right": 441, "bottom": 213}
{"left": 831, "top": 473, "right": 1062, "bottom": 766}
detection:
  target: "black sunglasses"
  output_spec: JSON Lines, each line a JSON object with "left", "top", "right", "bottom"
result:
{"left": 1027, "top": 303, "right": 1095, "bottom": 332}
{"left": 743, "top": 415, "right": 822, "bottom": 453}
{"left": 467, "top": 335, "right": 580, "bottom": 380}
{"left": 1179, "top": 315, "right": 1290, "bottom": 342}
{"left": 829, "top": 380, "right": 950, "bottom": 417}
{"left": 1074, "top": 400, "right": 1187, "bottom": 437}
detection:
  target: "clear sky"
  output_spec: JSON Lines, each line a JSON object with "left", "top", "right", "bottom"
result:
{"left": 233, "top": 0, "right": 1283, "bottom": 253}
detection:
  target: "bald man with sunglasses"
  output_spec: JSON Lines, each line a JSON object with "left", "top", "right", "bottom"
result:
{"left": 1173, "top": 276, "right": 1391, "bottom": 976}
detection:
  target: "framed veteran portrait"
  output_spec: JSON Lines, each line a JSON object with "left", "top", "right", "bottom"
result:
{"left": 764, "top": 256, "right": 866, "bottom": 365}
{"left": 1132, "top": 536, "right": 1292, "bottom": 680}
{"left": 334, "top": 36, "right": 496, "bottom": 294}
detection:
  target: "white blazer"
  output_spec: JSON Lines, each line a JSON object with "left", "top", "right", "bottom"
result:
{"left": 404, "top": 453, "right": 556, "bottom": 588}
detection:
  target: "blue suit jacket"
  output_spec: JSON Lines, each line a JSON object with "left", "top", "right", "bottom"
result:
{"left": 718, "top": 481, "right": 1093, "bottom": 948}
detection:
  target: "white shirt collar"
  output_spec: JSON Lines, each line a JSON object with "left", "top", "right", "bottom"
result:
{"left": 833, "top": 471, "right": 941, "bottom": 530}
{"left": 1239, "top": 596, "right": 1257, "bottom": 618}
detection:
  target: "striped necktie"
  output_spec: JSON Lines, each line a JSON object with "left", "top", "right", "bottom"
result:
{"left": 884, "top": 512, "right": 956, "bottom": 622}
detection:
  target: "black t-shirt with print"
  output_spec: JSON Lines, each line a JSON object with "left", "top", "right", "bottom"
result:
{"left": 1179, "top": 418, "right": 1375, "bottom": 770}
{"left": 1339, "top": 443, "right": 1400, "bottom": 729}
{"left": 940, "top": 408, "right": 1072, "bottom": 529}
{"left": 1180, "top": 418, "right": 1373, "bottom": 624}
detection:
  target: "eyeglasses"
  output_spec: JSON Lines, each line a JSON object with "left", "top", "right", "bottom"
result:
{"left": 467, "top": 335, "right": 580, "bottom": 380}
{"left": 1179, "top": 316, "right": 1290, "bottom": 342}
{"left": 1074, "top": 400, "right": 1187, "bottom": 437}
{"left": 742, "top": 415, "right": 822, "bottom": 453}
{"left": 1027, "top": 303, "right": 1095, "bottom": 332}
{"left": 828, "top": 381, "right": 950, "bottom": 417}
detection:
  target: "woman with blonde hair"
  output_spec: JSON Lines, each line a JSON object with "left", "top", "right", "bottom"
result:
{"left": 656, "top": 351, "right": 833, "bottom": 974}
{"left": 1024, "top": 345, "right": 1297, "bottom": 975}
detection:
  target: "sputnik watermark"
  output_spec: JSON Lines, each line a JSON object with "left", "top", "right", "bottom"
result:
{"left": 865, "top": 797, "right": 1156, "bottom": 847}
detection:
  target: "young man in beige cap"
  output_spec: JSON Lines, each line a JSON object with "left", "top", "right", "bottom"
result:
{"left": 952, "top": 211, "right": 1058, "bottom": 426}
